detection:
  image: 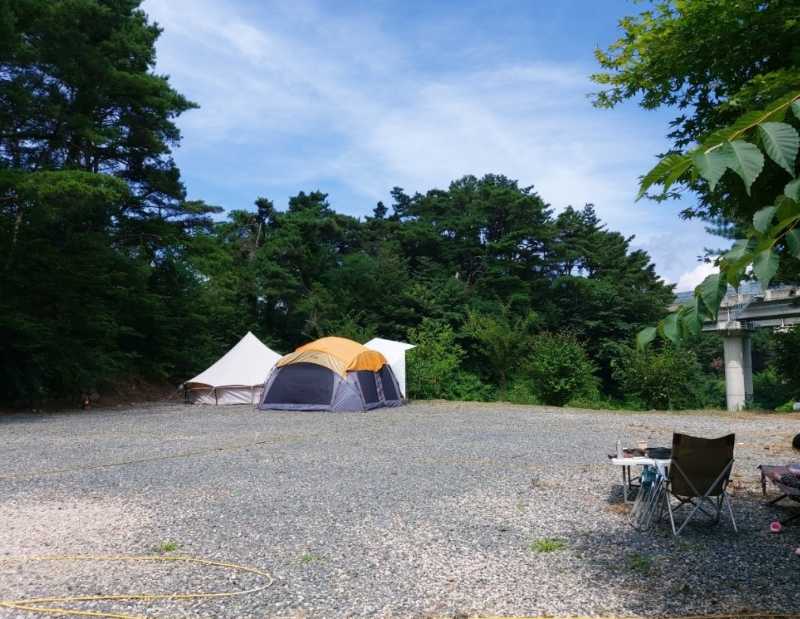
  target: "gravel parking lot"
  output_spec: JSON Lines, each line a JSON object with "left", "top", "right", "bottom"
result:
{"left": 1, "top": 401, "right": 798, "bottom": 618}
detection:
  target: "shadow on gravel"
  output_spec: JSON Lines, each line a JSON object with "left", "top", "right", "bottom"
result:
{"left": 567, "top": 493, "right": 799, "bottom": 617}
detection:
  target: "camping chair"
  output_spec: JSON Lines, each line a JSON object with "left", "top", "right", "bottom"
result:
{"left": 758, "top": 434, "right": 800, "bottom": 525}
{"left": 759, "top": 464, "right": 800, "bottom": 525}
{"left": 664, "top": 433, "right": 737, "bottom": 536}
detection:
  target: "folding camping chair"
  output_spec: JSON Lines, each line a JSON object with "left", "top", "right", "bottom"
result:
{"left": 664, "top": 433, "right": 737, "bottom": 536}
{"left": 759, "top": 464, "right": 800, "bottom": 525}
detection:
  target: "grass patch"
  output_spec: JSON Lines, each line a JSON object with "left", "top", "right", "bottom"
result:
{"left": 674, "top": 539, "right": 703, "bottom": 553}
{"left": 156, "top": 540, "right": 179, "bottom": 553}
{"left": 299, "top": 552, "right": 323, "bottom": 564}
{"left": 529, "top": 538, "right": 566, "bottom": 553}
{"left": 625, "top": 552, "right": 653, "bottom": 574}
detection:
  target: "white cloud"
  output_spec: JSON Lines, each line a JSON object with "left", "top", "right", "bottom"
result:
{"left": 143, "top": 0, "right": 716, "bottom": 282}
{"left": 675, "top": 261, "right": 718, "bottom": 292}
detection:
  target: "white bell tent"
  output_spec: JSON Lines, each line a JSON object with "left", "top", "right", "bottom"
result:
{"left": 363, "top": 337, "right": 415, "bottom": 399}
{"left": 184, "top": 332, "right": 281, "bottom": 405}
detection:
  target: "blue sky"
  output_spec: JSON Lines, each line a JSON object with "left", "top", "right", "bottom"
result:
{"left": 143, "top": 0, "right": 717, "bottom": 289}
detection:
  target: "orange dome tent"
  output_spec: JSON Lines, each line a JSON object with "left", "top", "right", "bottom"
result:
{"left": 259, "top": 337, "right": 404, "bottom": 412}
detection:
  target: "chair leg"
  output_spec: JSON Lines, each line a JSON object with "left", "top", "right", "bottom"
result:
{"left": 723, "top": 493, "right": 737, "bottom": 532}
{"left": 666, "top": 493, "right": 679, "bottom": 536}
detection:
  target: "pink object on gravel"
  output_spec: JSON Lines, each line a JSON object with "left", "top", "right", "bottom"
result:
{"left": 795, "top": 547, "right": 800, "bottom": 556}
{"left": 771, "top": 521, "right": 783, "bottom": 533}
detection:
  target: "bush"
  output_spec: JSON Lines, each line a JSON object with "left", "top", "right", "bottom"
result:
{"left": 773, "top": 326, "right": 800, "bottom": 396}
{"left": 451, "top": 371, "right": 496, "bottom": 402}
{"left": 521, "top": 332, "right": 599, "bottom": 406}
{"left": 502, "top": 379, "right": 541, "bottom": 405}
{"left": 406, "top": 319, "right": 494, "bottom": 401}
{"left": 611, "top": 345, "right": 708, "bottom": 410}
{"left": 752, "top": 367, "right": 793, "bottom": 411}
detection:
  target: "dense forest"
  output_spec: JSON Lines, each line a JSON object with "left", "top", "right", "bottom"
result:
{"left": 1, "top": 1, "right": 798, "bottom": 409}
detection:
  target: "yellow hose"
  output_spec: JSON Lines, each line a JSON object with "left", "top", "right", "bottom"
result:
{"left": 0, "top": 554, "right": 273, "bottom": 618}
{"left": 2, "top": 557, "right": 797, "bottom": 619}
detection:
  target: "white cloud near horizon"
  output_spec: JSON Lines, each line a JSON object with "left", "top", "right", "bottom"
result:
{"left": 143, "top": 0, "right": 715, "bottom": 285}
{"left": 675, "top": 261, "right": 718, "bottom": 292}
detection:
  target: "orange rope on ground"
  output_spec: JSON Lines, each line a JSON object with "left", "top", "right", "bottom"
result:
{"left": 0, "top": 554, "right": 274, "bottom": 618}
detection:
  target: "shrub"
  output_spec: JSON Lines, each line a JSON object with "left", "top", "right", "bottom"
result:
{"left": 521, "top": 332, "right": 599, "bottom": 406}
{"left": 502, "top": 379, "right": 540, "bottom": 405}
{"left": 773, "top": 326, "right": 800, "bottom": 397}
{"left": 454, "top": 372, "right": 496, "bottom": 402}
{"left": 406, "top": 319, "right": 493, "bottom": 400}
{"left": 611, "top": 345, "right": 707, "bottom": 410}
{"left": 752, "top": 367, "right": 793, "bottom": 411}
{"left": 463, "top": 307, "right": 537, "bottom": 390}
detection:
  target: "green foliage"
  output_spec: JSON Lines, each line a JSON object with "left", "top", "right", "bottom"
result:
{"left": 773, "top": 326, "right": 800, "bottom": 399}
{"left": 530, "top": 538, "right": 566, "bottom": 553}
{"left": 156, "top": 540, "right": 179, "bottom": 553}
{"left": 0, "top": 0, "right": 199, "bottom": 218}
{"left": 758, "top": 122, "right": 799, "bottom": 176}
{"left": 0, "top": 1, "right": 218, "bottom": 403}
{"left": 636, "top": 96, "right": 800, "bottom": 346}
{"left": 624, "top": 552, "right": 654, "bottom": 575}
{"left": 611, "top": 345, "right": 713, "bottom": 410}
{"left": 752, "top": 368, "right": 793, "bottom": 411}
{"left": 521, "top": 333, "right": 599, "bottom": 407}
{"left": 405, "top": 320, "right": 493, "bottom": 402}
{"left": 593, "top": 1, "right": 800, "bottom": 349}
{"left": 502, "top": 380, "right": 541, "bottom": 406}
{"left": 462, "top": 306, "right": 537, "bottom": 389}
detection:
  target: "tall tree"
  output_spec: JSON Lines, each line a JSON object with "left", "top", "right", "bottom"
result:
{"left": 0, "top": 0, "right": 211, "bottom": 402}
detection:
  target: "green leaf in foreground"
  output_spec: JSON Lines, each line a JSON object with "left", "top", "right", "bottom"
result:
{"left": 681, "top": 304, "right": 702, "bottom": 337}
{"left": 785, "top": 178, "right": 800, "bottom": 201}
{"left": 659, "top": 312, "right": 680, "bottom": 344}
{"left": 691, "top": 147, "right": 731, "bottom": 190}
{"left": 757, "top": 122, "right": 799, "bottom": 176}
{"left": 753, "top": 206, "right": 777, "bottom": 234}
{"left": 636, "top": 326, "right": 657, "bottom": 351}
{"left": 637, "top": 154, "right": 691, "bottom": 200}
{"left": 723, "top": 140, "right": 765, "bottom": 194}
{"left": 753, "top": 248, "right": 780, "bottom": 289}
{"left": 723, "top": 238, "right": 752, "bottom": 262}
{"left": 697, "top": 273, "right": 726, "bottom": 318}
{"left": 785, "top": 229, "right": 800, "bottom": 258}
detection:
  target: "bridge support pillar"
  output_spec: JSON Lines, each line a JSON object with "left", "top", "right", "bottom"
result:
{"left": 722, "top": 331, "right": 753, "bottom": 411}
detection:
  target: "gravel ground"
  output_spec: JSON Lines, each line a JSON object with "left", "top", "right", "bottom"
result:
{"left": 1, "top": 401, "right": 799, "bottom": 618}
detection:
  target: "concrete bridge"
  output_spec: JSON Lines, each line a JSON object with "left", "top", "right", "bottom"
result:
{"left": 674, "top": 284, "right": 800, "bottom": 411}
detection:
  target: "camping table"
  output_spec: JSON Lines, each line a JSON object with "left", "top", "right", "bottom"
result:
{"left": 610, "top": 455, "right": 671, "bottom": 503}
